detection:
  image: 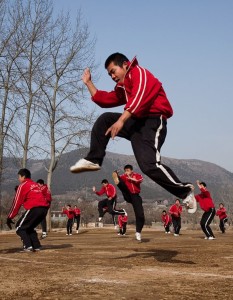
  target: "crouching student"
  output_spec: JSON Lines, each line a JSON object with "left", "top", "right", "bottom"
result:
{"left": 7, "top": 169, "right": 49, "bottom": 252}
{"left": 161, "top": 210, "right": 172, "bottom": 233}
{"left": 118, "top": 212, "right": 128, "bottom": 236}
{"left": 195, "top": 180, "right": 216, "bottom": 240}
{"left": 216, "top": 203, "right": 228, "bottom": 233}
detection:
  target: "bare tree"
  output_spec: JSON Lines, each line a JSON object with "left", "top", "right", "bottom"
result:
{"left": 39, "top": 10, "right": 97, "bottom": 187}
{"left": 0, "top": 0, "right": 97, "bottom": 231}
{"left": 9, "top": 0, "right": 55, "bottom": 167}
{"left": 38, "top": 10, "right": 97, "bottom": 230}
{"left": 0, "top": 0, "right": 26, "bottom": 228}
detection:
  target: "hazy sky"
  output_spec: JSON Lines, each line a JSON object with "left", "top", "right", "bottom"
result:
{"left": 54, "top": 0, "right": 233, "bottom": 172}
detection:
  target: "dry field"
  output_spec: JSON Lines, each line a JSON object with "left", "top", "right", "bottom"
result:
{"left": 0, "top": 226, "right": 233, "bottom": 300}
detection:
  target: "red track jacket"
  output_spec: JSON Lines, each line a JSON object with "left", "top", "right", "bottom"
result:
{"left": 62, "top": 208, "right": 75, "bottom": 219}
{"left": 74, "top": 208, "right": 81, "bottom": 216}
{"left": 216, "top": 207, "right": 227, "bottom": 220}
{"left": 92, "top": 57, "right": 173, "bottom": 119}
{"left": 120, "top": 172, "right": 143, "bottom": 194}
{"left": 40, "top": 184, "right": 52, "bottom": 206}
{"left": 95, "top": 184, "right": 116, "bottom": 199}
{"left": 8, "top": 179, "right": 49, "bottom": 219}
{"left": 162, "top": 214, "right": 172, "bottom": 226}
{"left": 118, "top": 215, "right": 128, "bottom": 227}
{"left": 169, "top": 204, "right": 182, "bottom": 218}
{"left": 195, "top": 188, "right": 215, "bottom": 212}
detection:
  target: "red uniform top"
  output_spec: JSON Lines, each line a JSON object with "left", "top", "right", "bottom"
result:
{"left": 169, "top": 204, "right": 182, "bottom": 218}
{"left": 74, "top": 208, "right": 81, "bottom": 216}
{"left": 62, "top": 208, "right": 75, "bottom": 219}
{"left": 95, "top": 184, "right": 116, "bottom": 199}
{"left": 162, "top": 214, "right": 172, "bottom": 226}
{"left": 40, "top": 184, "right": 52, "bottom": 206}
{"left": 8, "top": 179, "right": 49, "bottom": 219}
{"left": 216, "top": 207, "right": 227, "bottom": 220}
{"left": 120, "top": 172, "right": 143, "bottom": 194}
{"left": 92, "top": 57, "right": 173, "bottom": 119}
{"left": 195, "top": 188, "right": 215, "bottom": 212}
{"left": 118, "top": 215, "right": 128, "bottom": 227}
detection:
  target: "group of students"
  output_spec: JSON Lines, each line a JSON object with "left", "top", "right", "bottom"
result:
{"left": 5, "top": 52, "right": 230, "bottom": 251}
{"left": 93, "top": 164, "right": 143, "bottom": 240}
{"left": 61, "top": 205, "right": 81, "bottom": 235}
{"left": 162, "top": 181, "right": 228, "bottom": 239}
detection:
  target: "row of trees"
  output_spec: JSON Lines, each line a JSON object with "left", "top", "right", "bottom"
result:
{"left": 0, "top": 0, "right": 98, "bottom": 227}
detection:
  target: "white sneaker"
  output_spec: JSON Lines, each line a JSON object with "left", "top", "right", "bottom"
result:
{"left": 208, "top": 236, "right": 215, "bottom": 240}
{"left": 20, "top": 246, "right": 33, "bottom": 253}
{"left": 34, "top": 248, "right": 41, "bottom": 252}
{"left": 70, "top": 158, "right": 100, "bottom": 173}
{"left": 174, "top": 234, "right": 179, "bottom": 237}
{"left": 76, "top": 230, "right": 79, "bottom": 234}
{"left": 185, "top": 183, "right": 194, "bottom": 190}
{"left": 98, "top": 217, "right": 102, "bottom": 222}
{"left": 41, "top": 232, "right": 47, "bottom": 239}
{"left": 204, "top": 237, "right": 208, "bottom": 239}
{"left": 168, "top": 231, "right": 171, "bottom": 234}
{"left": 183, "top": 191, "right": 197, "bottom": 214}
{"left": 135, "top": 232, "right": 141, "bottom": 241}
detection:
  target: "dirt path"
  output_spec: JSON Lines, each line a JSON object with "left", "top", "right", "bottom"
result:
{"left": 0, "top": 228, "right": 233, "bottom": 300}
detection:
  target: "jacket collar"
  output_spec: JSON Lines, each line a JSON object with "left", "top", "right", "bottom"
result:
{"left": 126, "top": 56, "right": 138, "bottom": 75}
{"left": 116, "top": 56, "right": 138, "bottom": 88}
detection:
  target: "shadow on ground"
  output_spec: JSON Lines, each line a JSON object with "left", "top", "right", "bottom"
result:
{"left": 116, "top": 248, "right": 196, "bottom": 264}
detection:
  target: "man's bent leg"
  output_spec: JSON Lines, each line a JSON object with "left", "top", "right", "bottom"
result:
{"left": 131, "top": 117, "right": 192, "bottom": 199}
{"left": 70, "top": 113, "right": 135, "bottom": 173}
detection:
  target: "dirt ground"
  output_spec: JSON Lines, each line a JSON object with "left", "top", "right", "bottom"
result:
{"left": 0, "top": 226, "right": 233, "bottom": 300}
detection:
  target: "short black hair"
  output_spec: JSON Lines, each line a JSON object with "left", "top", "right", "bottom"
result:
{"left": 175, "top": 199, "right": 180, "bottom": 203}
{"left": 67, "top": 204, "right": 71, "bottom": 208}
{"left": 105, "top": 52, "right": 129, "bottom": 69}
{"left": 124, "top": 164, "right": 133, "bottom": 170}
{"left": 37, "top": 179, "right": 44, "bottom": 185}
{"left": 162, "top": 210, "right": 167, "bottom": 213}
{"left": 101, "top": 179, "right": 109, "bottom": 184}
{"left": 200, "top": 182, "right": 207, "bottom": 187}
{"left": 18, "top": 168, "right": 31, "bottom": 179}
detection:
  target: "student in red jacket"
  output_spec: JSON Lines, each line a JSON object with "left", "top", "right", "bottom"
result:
{"left": 7, "top": 169, "right": 49, "bottom": 252}
{"left": 70, "top": 52, "right": 195, "bottom": 209}
{"left": 169, "top": 199, "right": 182, "bottom": 236}
{"left": 93, "top": 179, "right": 126, "bottom": 222}
{"left": 112, "top": 165, "right": 144, "bottom": 242}
{"left": 195, "top": 180, "right": 216, "bottom": 240}
{"left": 73, "top": 205, "right": 81, "bottom": 233}
{"left": 37, "top": 179, "right": 52, "bottom": 239}
{"left": 62, "top": 205, "right": 75, "bottom": 235}
{"left": 161, "top": 210, "right": 172, "bottom": 234}
{"left": 118, "top": 213, "right": 128, "bottom": 236}
{"left": 216, "top": 203, "right": 228, "bottom": 234}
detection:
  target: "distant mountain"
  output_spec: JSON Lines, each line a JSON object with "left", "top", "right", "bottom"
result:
{"left": 2, "top": 148, "right": 233, "bottom": 207}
